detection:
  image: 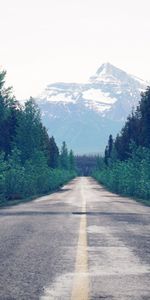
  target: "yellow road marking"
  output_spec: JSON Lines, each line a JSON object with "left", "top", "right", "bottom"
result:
{"left": 71, "top": 189, "right": 89, "bottom": 300}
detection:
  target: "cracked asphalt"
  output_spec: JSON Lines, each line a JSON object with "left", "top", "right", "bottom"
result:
{"left": 0, "top": 177, "right": 150, "bottom": 300}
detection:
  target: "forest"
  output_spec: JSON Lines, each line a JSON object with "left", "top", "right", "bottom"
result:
{"left": 0, "top": 70, "right": 76, "bottom": 205}
{"left": 93, "top": 87, "right": 150, "bottom": 204}
{"left": 1, "top": 67, "right": 150, "bottom": 206}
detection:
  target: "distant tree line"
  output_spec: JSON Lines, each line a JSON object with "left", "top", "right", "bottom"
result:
{"left": 75, "top": 155, "right": 99, "bottom": 176}
{"left": 0, "top": 70, "right": 76, "bottom": 204}
{"left": 93, "top": 87, "right": 150, "bottom": 202}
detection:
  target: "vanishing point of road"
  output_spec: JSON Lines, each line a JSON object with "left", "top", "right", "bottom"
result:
{"left": 0, "top": 177, "right": 150, "bottom": 300}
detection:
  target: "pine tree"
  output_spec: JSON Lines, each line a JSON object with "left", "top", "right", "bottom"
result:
{"left": 108, "top": 134, "right": 113, "bottom": 157}
{"left": 138, "top": 87, "right": 150, "bottom": 147}
{"left": 60, "top": 141, "right": 69, "bottom": 170}
{"left": 104, "top": 145, "right": 109, "bottom": 165}
{"left": 15, "top": 97, "right": 42, "bottom": 162}
{"left": 104, "top": 135, "right": 114, "bottom": 165}
{"left": 69, "top": 150, "right": 75, "bottom": 171}
{"left": 0, "top": 70, "right": 20, "bottom": 155}
{"left": 0, "top": 70, "right": 6, "bottom": 90}
{"left": 48, "top": 136, "right": 59, "bottom": 169}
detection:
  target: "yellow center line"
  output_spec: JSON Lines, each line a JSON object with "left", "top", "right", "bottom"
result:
{"left": 71, "top": 189, "right": 89, "bottom": 300}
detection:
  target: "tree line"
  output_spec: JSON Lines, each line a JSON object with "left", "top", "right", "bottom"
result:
{"left": 0, "top": 70, "right": 76, "bottom": 204}
{"left": 93, "top": 87, "right": 150, "bottom": 203}
{"left": 75, "top": 155, "right": 99, "bottom": 176}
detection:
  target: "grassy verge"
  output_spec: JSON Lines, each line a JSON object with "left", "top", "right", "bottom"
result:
{"left": 0, "top": 195, "right": 39, "bottom": 208}
{"left": 93, "top": 177, "right": 150, "bottom": 207}
{"left": 0, "top": 177, "right": 75, "bottom": 209}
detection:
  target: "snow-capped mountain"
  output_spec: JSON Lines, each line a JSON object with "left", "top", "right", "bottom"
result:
{"left": 36, "top": 63, "right": 148, "bottom": 154}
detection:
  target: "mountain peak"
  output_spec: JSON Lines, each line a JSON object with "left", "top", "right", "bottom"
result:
{"left": 96, "top": 62, "right": 115, "bottom": 74}
{"left": 90, "top": 62, "right": 128, "bottom": 83}
{"left": 37, "top": 64, "right": 148, "bottom": 153}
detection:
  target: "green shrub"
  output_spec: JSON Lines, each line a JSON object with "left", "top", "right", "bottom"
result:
{"left": 0, "top": 149, "right": 76, "bottom": 203}
{"left": 93, "top": 147, "right": 150, "bottom": 202}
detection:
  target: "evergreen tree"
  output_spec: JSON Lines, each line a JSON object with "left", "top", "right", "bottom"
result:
{"left": 104, "top": 134, "right": 114, "bottom": 165}
{"left": 0, "top": 70, "right": 20, "bottom": 155}
{"left": 69, "top": 150, "right": 75, "bottom": 171}
{"left": 108, "top": 134, "right": 113, "bottom": 157}
{"left": 15, "top": 97, "right": 43, "bottom": 162}
{"left": 48, "top": 136, "right": 59, "bottom": 168}
{"left": 138, "top": 87, "right": 150, "bottom": 147}
{"left": 60, "top": 141, "right": 69, "bottom": 170}
{"left": 0, "top": 70, "right": 6, "bottom": 90}
{"left": 104, "top": 145, "right": 109, "bottom": 165}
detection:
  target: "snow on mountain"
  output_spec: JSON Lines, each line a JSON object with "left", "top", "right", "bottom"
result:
{"left": 83, "top": 89, "right": 117, "bottom": 104}
{"left": 36, "top": 63, "right": 148, "bottom": 153}
{"left": 82, "top": 89, "right": 117, "bottom": 113}
{"left": 39, "top": 83, "right": 82, "bottom": 104}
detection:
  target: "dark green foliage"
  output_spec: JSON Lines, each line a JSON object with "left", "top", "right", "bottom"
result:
{"left": 0, "top": 70, "right": 76, "bottom": 204}
{"left": 76, "top": 155, "right": 99, "bottom": 176}
{"left": 0, "top": 149, "right": 76, "bottom": 201}
{"left": 114, "top": 113, "right": 140, "bottom": 160}
{"left": 138, "top": 88, "right": 150, "bottom": 147}
{"left": 113, "top": 87, "right": 150, "bottom": 160}
{"left": 15, "top": 98, "right": 43, "bottom": 163}
{"left": 5, "top": 148, "right": 25, "bottom": 199}
{"left": 93, "top": 88, "right": 150, "bottom": 203}
{"left": 93, "top": 147, "right": 150, "bottom": 201}
{"left": 69, "top": 150, "right": 75, "bottom": 171}
{"left": 0, "top": 70, "right": 6, "bottom": 89}
{"left": 0, "top": 71, "right": 21, "bottom": 156}
{"left": 60, "top": 141, "right": 69, "bottom": 170}
{"left": 104, "top": 134, "right": 114, "bottom": 165}
{"left": 48, "top": 136, "right": 59, "bottom": 168}
{"left": 0, "top": 152, "right": 7, "bottom": 198}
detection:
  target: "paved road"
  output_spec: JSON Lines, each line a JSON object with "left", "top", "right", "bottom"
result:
{"left": 0, "top": 177, "right": 150, "bottom": 300}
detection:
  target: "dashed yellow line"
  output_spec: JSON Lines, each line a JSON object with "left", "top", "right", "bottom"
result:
{"left": 71, "top": 189, "right": 89, "bottom": 300}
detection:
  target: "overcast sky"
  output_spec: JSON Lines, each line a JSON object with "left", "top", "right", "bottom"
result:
{"left": 0, "top": 0, "right": 150, "bottom": 99}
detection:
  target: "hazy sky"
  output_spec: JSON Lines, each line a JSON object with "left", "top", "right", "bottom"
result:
{"left": 0, "top": 0, "right": 150, "bottom": 99}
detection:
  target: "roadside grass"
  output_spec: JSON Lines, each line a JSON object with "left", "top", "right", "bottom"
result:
{"left": 0, "top": 184, "right": 67, "bottom": 209}
{"left": 0, "top": 195, "right": 38, "bottom": 208}
{"left": 93, "top": 179, "right": 150, "bottom": 207}
{"left": 133, "top": 197, "right": 150, "bottom": 207}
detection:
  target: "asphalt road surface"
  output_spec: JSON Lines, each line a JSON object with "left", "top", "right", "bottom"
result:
{"left": 0, "top": 177, "right": 150, "bottom": 300}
